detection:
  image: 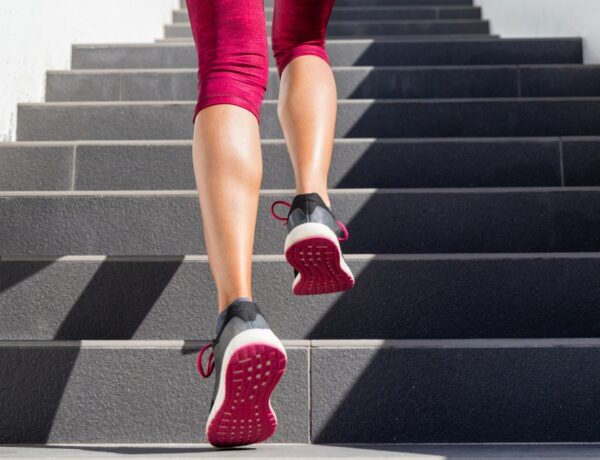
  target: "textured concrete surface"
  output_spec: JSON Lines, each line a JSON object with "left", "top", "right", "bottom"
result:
{"left": 4, "top": 254, "right": 600, "bottom": 340}
{"left": 0, "top": 139, "right": 557, "bottom": 191}
{"left": 0, "top": 145, "right": 72, "bottom": 191}
{"left": 4, "top": 443, "right": 600, "bottom": 459}
{"left": 0, "top": 345, "right": 307, "bottom": 444}
{"left": 164, "top": 20, "right": 490, "bottom": 39}
{"left": 311, "top": 345, "right": 600, "bottom": 443}
{"left": 47, "top": 67, "right": 524, "bottom": 102}
{"left": 70, "top": 39, "right": 582, "bottom": 70}
{"left": 172, "top": 6, "right": 484, "bottom": 22}
{"left": 71, "top": 138, "right": 564, "bottom": 189}
{"left": 46, "top": 66, "right": 600, "bottom": 103}
{"left": 563, "top": 138, "right": 600, "bottom": 186}
{"left": 17, "top": 99, "right": 600, "bottom": 141}
{"left": 4, "top": 189, "right": 600, "bottom": 254}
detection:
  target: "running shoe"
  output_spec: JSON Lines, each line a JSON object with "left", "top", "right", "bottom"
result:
{"left": 197, "top": 300, "right": 287, "bottom": 447}
{"left": 271, "top": 192, "right": 355, "bottom": 295}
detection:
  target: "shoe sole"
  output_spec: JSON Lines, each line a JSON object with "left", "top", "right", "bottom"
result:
{"left": 205, "top": 329, "right": 287, "bottom": 448}
{"left": 284, "top": 222, "right": 355, "bottom": 295}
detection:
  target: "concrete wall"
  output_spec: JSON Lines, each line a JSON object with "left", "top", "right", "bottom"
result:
{"left": 475, "top": 0, "right": 600, "bottom": 64}
{"left": 0, "top": 0, "right": 179, "bottom": 142}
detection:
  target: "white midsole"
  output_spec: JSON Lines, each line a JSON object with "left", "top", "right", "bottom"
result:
{"left": 205, "top": 328, "right": 287, "bottom": 436}
{"left": 285, "top": 222, "right": 354, "bottom": 289}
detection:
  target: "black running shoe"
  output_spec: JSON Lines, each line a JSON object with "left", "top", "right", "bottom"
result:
{"left": 197, "top": 301, "right": 287, "bottom": 447}
{"left": 270, "top": 192, "right": 355, "bottom": 295}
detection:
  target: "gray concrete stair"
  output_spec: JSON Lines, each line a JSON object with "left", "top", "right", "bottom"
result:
{"left": 2, "top": 254, "right": 600, "bottom": 341}
{"left": 3, "top": 0, "right": 600, "bottom": 448}
{"left": 70, "top": 38, "right": 582, "bottom": 69}
{"left": 2, "top": 189, "right": 600, "bottom": 255}
{"left": 16, "top": 98, "right": 600, "bottom": 140}
{"left": 173, "top": 6, "right": 484, "bottom": 22}
{"left": 3, "top": 444, "right": 600, "bottom": 459}
{"left": 2, "top": 339, "right": 600, "bottom": 443}
{"left": 3, "top": 137, "right": 581, "bottom": 191}
{"left": 45, "top": 65, "right": 600, "bottom": 102}
{"left": 165, "top": 20, "right": 491, "bottom": 39}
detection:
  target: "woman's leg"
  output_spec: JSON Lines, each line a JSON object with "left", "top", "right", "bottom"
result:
{"left": 270, "top": 0, "right": 354, "bottom": 296}
{"left": 186, "top": 0, "right": 268, "bottom": 312}
{"left": 187, "top": 0, "right": 288, "bottom": 449}
{"left": 271, "top": 0, "right": 337, "bottom": 208}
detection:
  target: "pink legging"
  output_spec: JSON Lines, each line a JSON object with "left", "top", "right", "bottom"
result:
{"left": 186, "top": 0, "right": 335, "bottom": 124}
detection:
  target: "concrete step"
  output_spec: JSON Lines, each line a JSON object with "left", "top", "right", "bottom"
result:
{"left": 3, "top": 253, "right": 600, "bottom": 340}
{"left": 179, "top": 0, "right": 475, "bottom": 6}
{"left": 2, "top": 189, "right": 600, "bottom": 255}
{"left": 1, "top": 137, "right": 578, "bottom": 191}
{"left": 45, "top": 65, "right": 600, "bottom": 102}
{"left": 0, "top": 340, "right": 308, "bottom": 443}
{"left": 16, "top": 98, "right": 600, "bottom": 141}
{"left": 156, "top": 34, "right": 499, "bottom": 43}
{"left": 3, "top": 339, "right": 600, "bottom": 443}
{"left": 180, "top": 0, "right": 476, "bottom": 6}
{"left": 164, "top": 20, "right": 490, "bottom": 39}
{"left": 70, "top": 38, "right": 582, "bottom": 70}
{"left": 172, "top": 6, "right": 483, "bottom": 22}
{"left": 311, "top": 339, "right": 600, "bottom": 443}
{"left": 2, "top": 444, "right": 600, "bottom": 459}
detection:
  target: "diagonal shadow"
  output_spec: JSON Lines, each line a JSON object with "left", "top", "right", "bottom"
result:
{"left": 0, "top": 257, "right": 183, "bottom": 443}
{"left": 309, "top": 24, "right": 600, "bottom": 445}
{"left": 0, "top": 259, "right": 56, "bottom": 292}
{"left": 54, "top": 257, "right": 184, "bottom": 340}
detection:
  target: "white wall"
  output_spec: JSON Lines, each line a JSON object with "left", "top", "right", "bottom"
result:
{"left": 0, "top": 0, "right": 179, "bottom": 142}
{"left": 475, "top": 0, "right": 600, "bottom": 64}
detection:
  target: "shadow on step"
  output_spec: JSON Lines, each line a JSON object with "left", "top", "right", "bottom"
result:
{"left": 0, "top": 257, "right": 182, "bottom": 443}
{"left": 54, "top": 257, "right": 183, "bottom": 339}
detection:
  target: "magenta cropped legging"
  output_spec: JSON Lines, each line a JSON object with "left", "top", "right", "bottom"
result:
{"left": 186, "top": 0, "right": 335, "bottom": 124}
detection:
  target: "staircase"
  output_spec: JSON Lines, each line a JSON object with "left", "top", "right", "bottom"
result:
{"left": 2, "top": 0, "right": 600, "bottom": 450}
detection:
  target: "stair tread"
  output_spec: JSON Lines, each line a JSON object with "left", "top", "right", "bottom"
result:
{"left": 3, "top": 443, "right": 600, "bottom": 458}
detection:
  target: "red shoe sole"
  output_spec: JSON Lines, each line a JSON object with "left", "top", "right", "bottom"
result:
{"left": 285, "top": 236, "right": 355, "bottom": 295}
{"left": 206, "top": 343, "right": 287, "bottom": 448}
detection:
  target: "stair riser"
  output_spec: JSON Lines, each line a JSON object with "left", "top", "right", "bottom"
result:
{"left": 47, "top": 67, "right": 520, "bottom": 101}
{"left": 165, "top": 21, "right": 490, "bottom": 38}
{"left": 312, "top": 346, "right": 600, "bottom": 443}
{"left": 0, "top": 345, "right": 308, "bottom": 443}
{"left": 2, "top": 343, "right": 600, "bottom": 443}
{"left": 180, "top": 0, "right": 475, "bottom": 6}
{"left": 70, "top": 39, "right": 582, "bottom": 69}
{"left": 173, "top": 7, "right": 483, "bottom": 22}
{"left": 2, "top": 191, "right": 600, "bottom": 255}
{"left": 16, "top": 100, "right": 600, "bottom": 141}
{"left": 0, "top": 139, "right": 564, "bottom": 191}
{"left": 46, "top": 67, "right": 600, "bottom": 102}
{"left": 3, "top": 256, "right": 600, "bottom": 340}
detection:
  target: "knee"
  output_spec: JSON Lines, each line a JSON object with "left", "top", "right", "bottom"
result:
{"left": 270, "top": 0, "right": 334, "bottom": 77}
{"left": 194, "top": 50, "right": 269, "bottom": 123}
{"left": 271, "top": 36, "right": 330, "bottom": 78}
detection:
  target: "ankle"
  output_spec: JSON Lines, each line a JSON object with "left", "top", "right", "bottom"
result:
{"left": 215, "top": 296, "right": 253, "bottom": 336}
{"left": 294, "top": 189, "right": 331, "bottom": 208}
{"left": 218, "top": 294, "right": 253, "bottom": 313}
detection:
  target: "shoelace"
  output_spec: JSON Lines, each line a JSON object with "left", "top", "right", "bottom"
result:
{"left": 270, "top": 200, "right": 349, "bottom": 242}
{"left": 197, "top": 341, "right": 215, "bottom": 378}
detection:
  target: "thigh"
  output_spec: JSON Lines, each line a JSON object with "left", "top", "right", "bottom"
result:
{"left": 272, "top": 0, "right": 335, "bottom": 47}
{"left": 186, "top": 0, "right": 268, "bottom": 76}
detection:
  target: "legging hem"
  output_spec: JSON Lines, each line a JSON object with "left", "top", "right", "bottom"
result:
{"left": 192, "top": 96, "right": 261, "bottom": 125}
{"left": 276, "top": 46, "right": 331, "bottom": 78}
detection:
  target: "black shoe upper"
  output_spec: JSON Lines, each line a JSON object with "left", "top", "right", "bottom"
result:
{"left": 285, "top": 193, "right": 346, "bottom": 279}
{"left": 208, "top": 301, "right": 271, "bottom": 412}
{"left": 286, "top": 193, "right": 343, "bottom": 239}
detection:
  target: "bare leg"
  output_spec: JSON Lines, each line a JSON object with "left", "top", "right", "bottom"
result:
{"left": 192, "top": 105, "right": 262, "bottom": 312}
{"left": 277, "top": 55, "right": 337, "bottom": 209}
